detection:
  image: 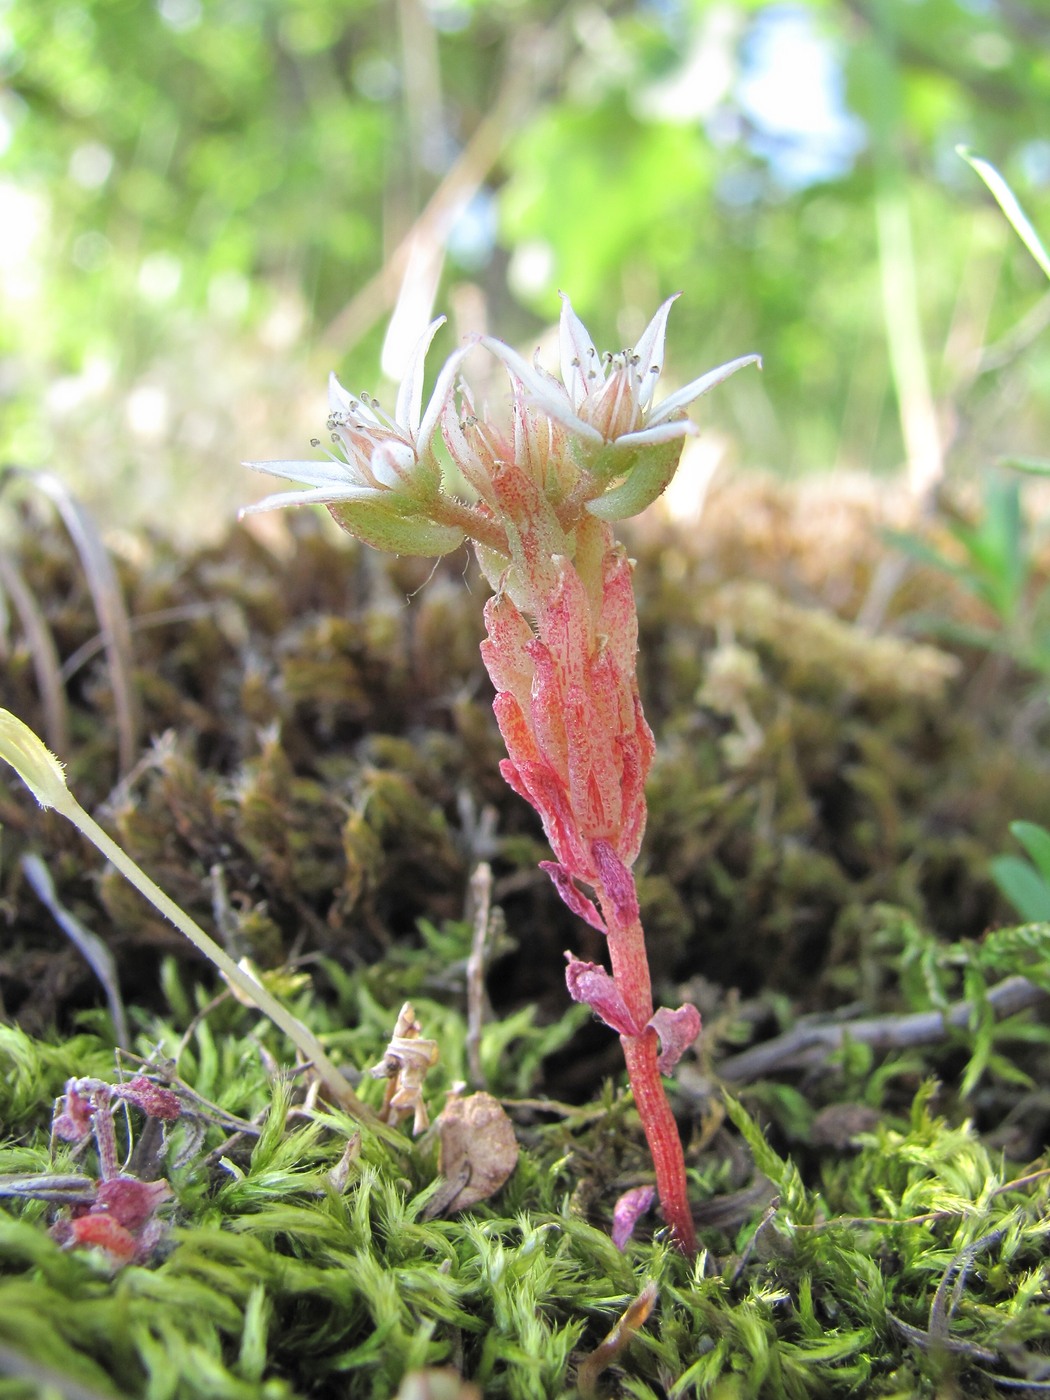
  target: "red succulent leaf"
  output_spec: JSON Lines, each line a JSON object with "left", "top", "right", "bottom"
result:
{"left": 540, "top": 862, "right": 606, "bottom": 932}
{"left": 648, "top": 1004, "right": 702, "bottom": 1074}
{"left": 592, "top": 840, "right": 640, "bottom": 927}
{"left": 68, "top": 1213, "right": 138, "bottom": 1265}
{"left": 480, "top": 593, "right": 535, "bottom": 705}
{"left": 564, "top": 953, "right": 640, "bottom": 1037}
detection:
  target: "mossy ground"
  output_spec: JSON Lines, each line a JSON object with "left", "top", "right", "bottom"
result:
{"left": 0, "top": 475, "right": 1048, "bottom": 1398}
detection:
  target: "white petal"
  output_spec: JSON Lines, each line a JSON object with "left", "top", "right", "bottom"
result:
{"left": 328, "top": 373, "right": 353, "bottom": 414}
{"left": 329, "top": 373, "right": 381, "bottom": 427}
{"left": 614, "top": 419, "right": 698, "bottom": 449}
{"left": 558, "top": 292, "right": 601, "bottom": 411}
{"left": 370, "top": 439, "right": 415, "bottom": 489}
{"left": 394, "top": 316, "right": 446, "bottom": 436}
{"left": 240, "top": 484, "right": 382, "bottom": 515}
{"left": 631, "top": 294, "right": 679, "bottom": 411}
{"left": 417, "top": 342, "right": 473, "bottom": 450}
{"left": 482, "top": 336, "right": 604, "bottom": 444}
{"left": 648, "top": 354, "right": 762, "bottom": 426}
{"left": 242, "top": 458, "right": 363, "bottom": 489}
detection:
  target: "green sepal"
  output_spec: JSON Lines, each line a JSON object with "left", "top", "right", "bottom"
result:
{"left": 585, "top": 444, "right": 682, "bottom": 522}
{"left": 327, "top": 498, "right": 465, "bottom": 557}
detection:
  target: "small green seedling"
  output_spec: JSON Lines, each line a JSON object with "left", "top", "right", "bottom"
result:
{"left": 991, "top": 819, "right": 1050, "bottom": 923}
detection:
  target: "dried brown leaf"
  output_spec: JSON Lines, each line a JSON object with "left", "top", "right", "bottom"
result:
{"left": 429, "top": 1091, "right": 518, "bottom": 1215}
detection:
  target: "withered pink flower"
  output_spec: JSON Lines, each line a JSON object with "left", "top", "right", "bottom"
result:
{"left": 93, "top": 1175, "right": 171, "bottom": 1231}
{"left": 115, "top": 1075, "right": 182, "bottom": 1122}
{"left": 53, "top": 1082, "right": 94, "bottom": 1143}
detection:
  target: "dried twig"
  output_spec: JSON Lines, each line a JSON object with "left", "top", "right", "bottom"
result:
{"left": 718, "top": 975, "right": 1048, "bottom": 1083}
{"left": 465, "top": 862, "right": 494, "bottom": 1086}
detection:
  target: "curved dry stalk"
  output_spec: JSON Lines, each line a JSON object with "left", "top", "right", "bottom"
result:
{"left": 320, "top": 21, "right": 567, "bottom": 354}
{"left": 21, "top": 852, "right": 129, "bottom": 1047}
{"left": 0, "top": 552, "right": 70, "bottom": 757}
{"left": 1, "top": 467, "right": 140, "bottom": 774}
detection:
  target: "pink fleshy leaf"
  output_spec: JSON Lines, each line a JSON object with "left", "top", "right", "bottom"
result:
{"left": 564, "top": 953, "right": 639, "bottom": 1037}
{"left": 592, "top": 840, "right": 640, "bottom": 927}
{"left": 540, "top": 862, "right": 606, "bottom": 933}
{"left": 481, "top": 593, "right": 535, "bottom": 702}
{"left": 649, "top": 1003, "right": 702, "bottom": 1074}
{"left": 611, "top": 1184, "right": 656, "bottom": 1250}
{"left": 511, "top": 758, "right": 589, "bottom": 875}
{"left": 492, "top": 692, "right": 543, "bottom": 769}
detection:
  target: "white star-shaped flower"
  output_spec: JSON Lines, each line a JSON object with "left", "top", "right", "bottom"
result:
{"left": 483, "top": 293, "right": 760, "bottom": 451}
{"left": 242, "top": 317, "right": 467, "bottom": 516}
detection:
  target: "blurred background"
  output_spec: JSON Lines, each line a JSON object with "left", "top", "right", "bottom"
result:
{"left": 1, "top": 0, "right": 1048, "bottom": 539}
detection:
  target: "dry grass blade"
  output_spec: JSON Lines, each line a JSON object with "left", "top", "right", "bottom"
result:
{"left": 20, "top": 851, "right": 129, "bottom": 1047}
{"left": 1, "top": 468, "right": 140, "bottom": 774}
{"left": 465, "top": 861, "right": 493, "bottom": 1086}
{"left": 0, "top": 552, "right": 70, "bottom": 757}
{"left": 576, "top": 1281, "right": 659, "bottom": 1397}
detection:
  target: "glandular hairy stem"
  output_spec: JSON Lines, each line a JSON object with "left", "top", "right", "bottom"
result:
{"left": 620, "top": 1030, "right": 697, "bottom": 1256}
{"left": 602, "top": 884, "right": 696, "bottom": 1256}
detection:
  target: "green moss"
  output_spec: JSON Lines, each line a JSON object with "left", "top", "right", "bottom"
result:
{"left": 2, "top": 488, "right": 1050, "bottom": 1395}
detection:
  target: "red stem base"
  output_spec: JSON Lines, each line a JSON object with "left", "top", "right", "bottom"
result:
{"left": 621, "top": 1029, "right": 697, "bottom": 1256}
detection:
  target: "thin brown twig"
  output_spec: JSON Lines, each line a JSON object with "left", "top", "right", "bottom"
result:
{"left": 717, "top": 975, "right": 1048, "bottom": 1083}
{"left": 465, "top": 861, "right": 493, "bottom": 1086}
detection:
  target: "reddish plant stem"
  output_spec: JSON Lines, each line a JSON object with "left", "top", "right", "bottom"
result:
{"left": 601, "top": 882, "right": 697, "bottom": 1257}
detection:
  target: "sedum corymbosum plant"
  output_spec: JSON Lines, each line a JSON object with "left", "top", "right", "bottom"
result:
{"left": 245, "top": 296, "right": 759, "bottom": 1254}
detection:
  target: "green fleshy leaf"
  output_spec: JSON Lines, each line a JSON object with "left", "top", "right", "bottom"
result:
{"left": 327, "top": 499, "right": 465, "bottom": 557}
{"left": 585, "top": 450, "right": 681, "bottom": 522}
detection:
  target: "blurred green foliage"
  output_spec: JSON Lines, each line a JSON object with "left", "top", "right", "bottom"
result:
{"left": 1, "top": 0, "right": 1050, "bottom": 534}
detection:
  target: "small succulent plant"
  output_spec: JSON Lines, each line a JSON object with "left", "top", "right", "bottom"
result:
{"left": 244, "top": 296, "right": 758, "bottom": 1254}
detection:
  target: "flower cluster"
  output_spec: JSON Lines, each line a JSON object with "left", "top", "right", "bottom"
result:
{"left": 245, "top": 296, "right": 759, "bottom": 1254}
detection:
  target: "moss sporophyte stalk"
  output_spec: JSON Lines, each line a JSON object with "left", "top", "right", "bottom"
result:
{"left": 244, "top": 295, "right": 760, "bottom": 1255}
